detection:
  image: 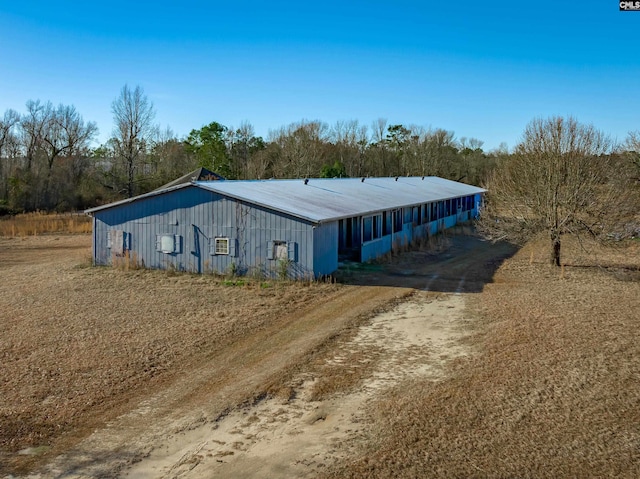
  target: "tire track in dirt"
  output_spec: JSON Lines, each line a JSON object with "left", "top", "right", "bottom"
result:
{"left": 27, "top": 286, "right": 413, "bottom": 479}
{"left": 123, "top": 291, "right": 472, "bottom": 479}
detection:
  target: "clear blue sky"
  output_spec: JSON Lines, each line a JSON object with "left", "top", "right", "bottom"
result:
{"left": 0, "top": 0, "right": 638, "bottom": 151}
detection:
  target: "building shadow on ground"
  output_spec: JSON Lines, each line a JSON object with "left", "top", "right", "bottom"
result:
{"left": 335, "top": 230, "right": 520, "bottom": 293}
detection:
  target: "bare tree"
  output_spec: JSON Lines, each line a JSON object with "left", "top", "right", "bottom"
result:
{"left": 41, "top": 104, "right": 97, "bottom": 173}
{"left": 13, "top": 101, "right": 97, "bottom": 209}
{"left": 21, "top": 100, "right": 50, "bottom": 173}
{"left": 625, "top": 131, "right": 640, "bottom": 181}
{"left": 111, "top": 85, "right": 156, "bottom": 197}
{"left": 43, "top": 104, "right": 97, "bottom": 207}
{"left": 268, "top": 120, "right": 329, "bottom": 178}
{"left": 0, "top": 109, "right": 21, "bottom": 203}
{"left": 246, "top": 145, "right": 273, "bottom": 180}
{"left": 479, "top": 116, "right": 635, "bottom": 266}
{"left": 147, "top": 126, "right": 193, "bottom": 186}
{"left": 369, "top": 118, "right": 389, "bottom": 175}
{"left": 329, "top": 120, "right": 368, "bottom": 177}
{"left": 0, "top": 109, "right": 20, "bottom": 156}
{"left": 226, "top": 121, "right": 262, "bottom": 179}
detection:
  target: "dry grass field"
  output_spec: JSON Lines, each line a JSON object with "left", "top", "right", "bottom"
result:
{"left": 0, "top": 212, "right": 91, "bottom": 237}
{"left": 0, "top": 234, "right": 353, "bottom": 475}
{"left": 1, "top": 225, "right": 639, "bottom": 478}
{"left": 322, "top": 237, "right": 640, "bottom": 478}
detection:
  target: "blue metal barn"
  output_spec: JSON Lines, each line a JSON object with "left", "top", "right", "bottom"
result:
{"left": 85, "top": 176, "right": 485, "bottom": 279}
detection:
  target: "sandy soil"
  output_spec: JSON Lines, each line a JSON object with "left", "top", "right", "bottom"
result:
{"left": 123, "top": 292, "right": 470, "bottom": 478}
{"left": 1, "top": 229, "right": 515, "bottom": 478}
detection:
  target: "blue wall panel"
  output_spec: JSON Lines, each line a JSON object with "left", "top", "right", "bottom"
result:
{"left": 92, "top": 186, "right": 317, "bottom": 278}
{"left": 312, "top": 222, "right": 338, "bottom": 276}
{"left": 361, "top": 236, "right": 392, "bottom": 263}
{"left": 91, "top": 186, "right": 485, "bottom": 279}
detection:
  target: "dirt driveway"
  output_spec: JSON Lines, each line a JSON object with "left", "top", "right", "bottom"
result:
{"left": 1, "top": 230, "right": 516, "bottom": 478}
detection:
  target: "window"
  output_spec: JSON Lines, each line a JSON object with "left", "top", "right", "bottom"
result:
{"left": 156, "top": 234, "right": 181, "bottom": 254}
{"left": 362, "top": 214, "right": 382, "bottom": 243}
{"left": 209, "top": 237, "right": 237, "bottom": 256}
{"left": 466, "top": 195, "right": 474, "bottom": 211}
{"left": 108, "top": 230, "right": 129, "bottom": 256}
{"left": 382, "top": 211, "right": 391, "bottom": 236}
{"left": 267, "top": 241, "right": 297, "bottom": 261}
{"left": 393, "top": 209, "right": 403, "bottom": 233}
{"left": 274, "top": 241, "right": 288, "bottom": 260}
{"left": 214, "top": 238, "right": 229, "bottom": 255}
{"left": 363, "top": 216, "right": 373, "bottom": 242}
{"left": 373, "top": 214, "right": 381, "bottom": 239}
{"left": 403, "top": 207, "right": 412, "bottom": 224}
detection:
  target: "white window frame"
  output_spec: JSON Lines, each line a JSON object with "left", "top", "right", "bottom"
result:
{"left": 214, "top": 237, "right": 230, "bottom": 255}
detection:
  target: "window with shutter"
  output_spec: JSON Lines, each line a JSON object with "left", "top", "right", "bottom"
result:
{"left": 156, "top": 234, "right": 181, "bottom": 254}
{"left": 109, "top": 230, "right": 126, "bottom": 256}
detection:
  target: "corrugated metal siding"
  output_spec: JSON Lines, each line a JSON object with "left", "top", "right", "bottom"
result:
{"left": 312, "top": 222, "right": 339, "bottom": 276}
{"left": 93, "top": 186, "right": 216, "bottom": 270}
{"left": 92, "top": 185, "right": 317, "bottom": 278}
{"left": 230, "top": 201, "right": 315, "bottom": 279}
{"left": 361, "top": 236, "right": 393, "bottom": 263}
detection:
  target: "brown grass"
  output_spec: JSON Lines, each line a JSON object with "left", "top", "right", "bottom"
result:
{"left": 308, "top": 345, "right": 384, "bottom": 402}
{"left": 0, "top": 235, "right": 344, "bottom": 474}
{"left": 5, "top": 231, "right": 639, "bottom": 477}
{"left": 322, "top": 238, "right": 640, "bottom": 478}
{"left": 110, "top": 250, "right": 144, "bottom": 271}
{"left": 0, "top": 212, "right": 91, "bottom": 236}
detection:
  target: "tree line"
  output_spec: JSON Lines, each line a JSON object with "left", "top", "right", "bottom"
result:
{"left": 0, "top": 85, "right": 502, "bottom": 213}
{"left": 1, "top": 85, "right": 638, "bottom": 268}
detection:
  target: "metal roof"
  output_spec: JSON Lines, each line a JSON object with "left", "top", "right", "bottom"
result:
{"left": 86, "top": 176, "right": 485, "bottom": 222}
{"left": 153, "top": 167, "right": 224, "bottom": 191}
{"left": 85, "top": 183, "right": 193, "bottom": 214}
{"left": 195, "top": 176, "right": 485, "bottom": 223}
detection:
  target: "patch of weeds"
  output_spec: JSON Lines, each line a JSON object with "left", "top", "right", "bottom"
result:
{"left": 112, "top": 251, "right": 143, "bottom": 271}
{"left": 336, "top": 261, "right": 383, "bottom": 281}
{"left": 277, "top": 258, "right": 291, "bottom": 280}
{"left": 228, "top": 261, "right": 239, "bottom": 277}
